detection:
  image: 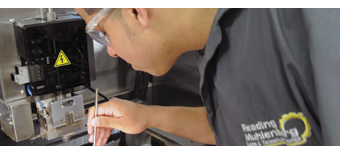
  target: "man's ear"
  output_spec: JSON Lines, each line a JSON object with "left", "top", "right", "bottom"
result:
{"left": 133, "top": 8, "right": 148, "bottom": 28}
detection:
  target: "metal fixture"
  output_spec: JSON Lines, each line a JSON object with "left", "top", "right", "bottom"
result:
{"left": 9, "top": 18, "right": 15, "bottom": 24}
{"left": 13, "top": 66, "right": 29, "bottom": 85}
{"left": 36, "top": 94, "right": 85, "bottom": 143}
{"left": 46, "top": 8, "right": 56, "bottom": 21}
{"left": 0, "top": 99, "right": 35, "bottom": 142}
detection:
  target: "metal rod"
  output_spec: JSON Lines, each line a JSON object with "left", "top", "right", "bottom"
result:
{"left": 93, "top": 88, "right": 99, "bottom": 146}
{"left": 39, "top": 8, "right": 44, "bottom": 19}
{"left": 88, "top": 87, "right": 110, "bottom": 101}
{"left": 48, "top": 8, "right": 53, "bottom": 14}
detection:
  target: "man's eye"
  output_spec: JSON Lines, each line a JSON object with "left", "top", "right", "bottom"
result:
{"left": 103, "top": 32, "right": 109, "bottom": 37}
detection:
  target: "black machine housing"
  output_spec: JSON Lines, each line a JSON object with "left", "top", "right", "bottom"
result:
{"left": 13, "top": 18, "right": 92, "bottom": 96}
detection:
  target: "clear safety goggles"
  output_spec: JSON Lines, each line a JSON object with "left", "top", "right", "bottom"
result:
{"left": 85, "top": 8, "right": 111, "bottom": 46}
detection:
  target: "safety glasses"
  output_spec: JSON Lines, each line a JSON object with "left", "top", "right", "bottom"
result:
{"left": 85, "top": 8, "right": 111, "bottom": 46}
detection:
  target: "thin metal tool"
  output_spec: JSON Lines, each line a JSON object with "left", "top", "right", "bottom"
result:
{"left": 93, "top": 88, "right": 99, "bottom": 146}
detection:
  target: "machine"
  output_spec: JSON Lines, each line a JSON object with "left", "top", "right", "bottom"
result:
{"left": 0, "top": 8, "right": 132, "bottom": 145}
{"left": 0, "top": 8, "right": 205, "bottom": 146}
{"left": 0, "top": 8, "right": 97, "bottom": 143}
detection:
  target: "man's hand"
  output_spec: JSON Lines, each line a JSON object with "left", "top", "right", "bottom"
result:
{"left": 87, "top": 97, "right": 149, "bottom": 146}
{"left": 87, "top": 97, "right": 216, "bottom": 146}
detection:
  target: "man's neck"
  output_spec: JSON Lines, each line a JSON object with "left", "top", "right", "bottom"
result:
{"left": 179, "top": 8, "right": 218, "bottom": 52}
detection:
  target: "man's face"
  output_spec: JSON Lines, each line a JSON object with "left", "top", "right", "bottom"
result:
{"left": 75, "top": 8, "right": 179, "bottom": 76}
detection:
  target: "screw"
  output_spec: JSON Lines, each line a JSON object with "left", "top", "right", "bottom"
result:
{"left": 20, "top": 90, "right": 25, "bottom": 95}
{"left": 9, "top": 18, "right": 16, "bottom": 24}
{"left": 61, "top": 117, "right": 65, "bottom": 122}
{"left": 36, "top": 39, "right": 42, "bottom": 44}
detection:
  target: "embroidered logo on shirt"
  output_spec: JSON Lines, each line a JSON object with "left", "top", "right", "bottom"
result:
{"left": 241, "top": 112, "right": 312, "bottom": 146}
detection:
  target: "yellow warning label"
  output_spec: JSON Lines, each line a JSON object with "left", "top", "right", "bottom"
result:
{"left": 54, "top": 50, "right": 71, "bottom": 67}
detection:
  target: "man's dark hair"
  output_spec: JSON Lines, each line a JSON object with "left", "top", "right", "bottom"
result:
{"left": 83, "top": 8, "right": 102, "bottom": 15}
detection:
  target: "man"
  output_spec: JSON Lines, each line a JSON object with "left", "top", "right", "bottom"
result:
{"left": 75, "top": 8, "right": 340, "bottom": 146}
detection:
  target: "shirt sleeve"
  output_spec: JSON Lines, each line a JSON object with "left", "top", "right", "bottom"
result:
{"left": 302, "top": 8, "right": 340, "bottom": 145}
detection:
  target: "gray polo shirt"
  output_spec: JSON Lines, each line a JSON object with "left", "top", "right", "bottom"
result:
{"left": 197, "top": 8, "right": 340, "bottom": 146}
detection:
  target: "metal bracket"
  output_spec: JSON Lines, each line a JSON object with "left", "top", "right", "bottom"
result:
{"left": 50, "top": 94, "right": 85, "bottom": 128}
{"left": 13, "top": 66, "right": 29, "bottom": 85}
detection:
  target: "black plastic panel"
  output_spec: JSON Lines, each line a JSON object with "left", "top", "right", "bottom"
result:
{"left": 13, "top": 19, "right": 91, "bottom": 95}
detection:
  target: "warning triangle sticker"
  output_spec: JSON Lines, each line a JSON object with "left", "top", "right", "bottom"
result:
{"left": 54, "top": 50, "right": 71, "bottom": 67}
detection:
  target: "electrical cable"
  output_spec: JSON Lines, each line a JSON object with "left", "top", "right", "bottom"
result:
{"left": 71, "top": 41, "right": 84, "bottom": 57}
{"left": 27, "top": 84, "right": 45, "bottom": 109}
{"left": 140, "top": 73, "right": 150, "bottom": 100}
{"left": 27, "top": 84, "right": 32, "bottom": 96}
{"left": 131, "top": 71, "right": 150, "bottom": 100}
{"left": 38, "top": 101, "right": 46, "bottom": 109}
{"left": 88, "top": 87, "right": 110, "bottom": 101}
{"left": 87, "top": 71, "right": 150, "bottom": 102}
{"left": 132, "top": 71, "right": 141, "bottom": 99}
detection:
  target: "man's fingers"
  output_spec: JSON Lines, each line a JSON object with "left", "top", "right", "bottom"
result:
{"left": 91, "top": 116, "right": 122, "bottom": 129}
{"left": 102, "top": 128, "right": 113, "bottom": 146}
{"left": 96, "top": 138, "right": 102, "bottom": 146}
{"left": 87, "top": 100, "right": 121, "bottom": 135}
{"left": 88, "top": 134, "right": 93, "bottom": 143}
{"left": 96, "top": 127, "right": 101, "bottom": 139}
{"left": 99, "top": 127, "right": 106, "bottom": 141}
{"left": 105, "top": 128, "right": 112, "bottom": 139}
{"left": 87, "top": 106, "right": 94, "bottom": 135}
{"left": 101, "top": 138, "right": 108, "bottom": 146}
{"left": 89, "top": 117, "right": 121, "bottom": 145}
